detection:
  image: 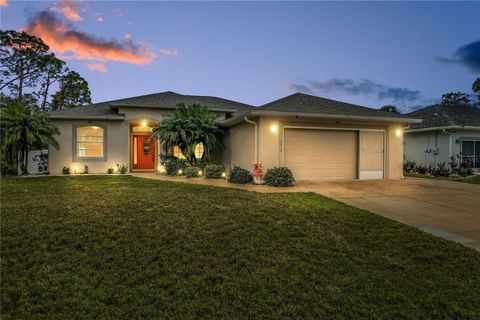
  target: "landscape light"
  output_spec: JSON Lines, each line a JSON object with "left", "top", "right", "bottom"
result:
{"left": 221, "top": 172, "right": 227, "bottom": 178}
{"left": 157, "top": 165, "right": 166, "bottom": 173}
{"left": 198, "top": 170, "right": 202, "bottom": 176}
{"left": 178, "top": 169, "right": 183, "bottom": 175}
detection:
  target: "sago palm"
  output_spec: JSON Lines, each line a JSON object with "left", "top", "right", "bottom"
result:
{"left": 151, "top": 103, "right": 224, "bottom": 164}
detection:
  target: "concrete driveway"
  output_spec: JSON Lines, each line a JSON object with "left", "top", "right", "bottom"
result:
{"left": 296, "top": 178, "right": 480, "bottom": 251}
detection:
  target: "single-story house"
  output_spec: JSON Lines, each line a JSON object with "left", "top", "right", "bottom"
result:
{"left": 404, "top": 104, "right": 480, "bottom": 173}
{"left": 47, "top": 91, "right": 421, "bottom": 181}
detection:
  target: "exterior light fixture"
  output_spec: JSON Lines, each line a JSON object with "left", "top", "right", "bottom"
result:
{"left": 270, "top": 124, "right": 278, "bottom": 133}
{"left": 178, "top": 169, "right": 183, "bottom": 175}
{"left": 198, "top": 170, "right": 203, "bottom": 176}
{"left": 395, "top": 128, "right": 402, "bottom": 137}
{"left": 221, "top": 172, "right": 227, "bottom": 178}
{"left": 141, "top": 120, "right": 147, "bottom": 127}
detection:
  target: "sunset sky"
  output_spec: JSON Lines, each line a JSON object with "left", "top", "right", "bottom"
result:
{"left": 1, "top": 1, "right": 479, "bottom": 111}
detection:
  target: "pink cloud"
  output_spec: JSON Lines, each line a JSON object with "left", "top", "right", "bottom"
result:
{"left": 0, "top": 0, "right": 8, "bottom": 8}
{"left": 26, "top": 11, "right": 156, "bottom": 65}
{"left": 160, "top": 48, "right": 178, "bottom": 56}
{"left": 86, "top": 63, "right": 107, "bottom": 73}
{"left": 51, "top": 0, "right": 84, "bottom": 22}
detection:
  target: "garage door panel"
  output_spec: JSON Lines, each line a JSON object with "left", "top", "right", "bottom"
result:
{"left": 284, "top": 129, "right": 358, "bottom": 181}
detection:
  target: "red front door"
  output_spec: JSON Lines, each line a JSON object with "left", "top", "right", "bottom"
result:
{"left": 132, "top": 135, "right": 155, "bottom": 169}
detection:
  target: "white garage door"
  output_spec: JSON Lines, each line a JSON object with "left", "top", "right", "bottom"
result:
{"left": 284, "top": 129, "right": 358, "bottom": 181}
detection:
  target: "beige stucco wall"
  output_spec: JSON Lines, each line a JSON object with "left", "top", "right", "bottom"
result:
{"left": 226, "top": 116, "right": 406, "bottom": 180}
{"left": 49, "top": 119, "right": 129, "bottom": 174}
{"left": 49, "top": 108, "right": 229, "bottom": 174}
{"left": 219, "top": 121, "right": 256, "bottom": 169}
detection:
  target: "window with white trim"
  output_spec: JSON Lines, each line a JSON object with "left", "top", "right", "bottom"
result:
{"left": 75, "top": 125, "right": 105, "bottom": 159}
{"left": 461, "top": 140, "right": 480, "bottom": 169}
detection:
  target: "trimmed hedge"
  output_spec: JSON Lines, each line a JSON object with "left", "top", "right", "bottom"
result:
{"left": 204, "top": 164, "right": 224, "bottom": 179}
{"left": 264, "top": 167, "right": 295, "bottom": 187}
{"left": 228, "top": 165, "right": 252, "bottom": 184}
{"left": 185, "top": 166, "right": 202, "bottom": 178}
{"left": 164, "top": 158, "right": 186, "bottom": 176}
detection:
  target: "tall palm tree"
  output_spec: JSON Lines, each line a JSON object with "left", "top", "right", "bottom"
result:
{"left": 0, "top": 99, "right": 60, "bottom": 174}
{"left": 151, "top": 103, "right": 224, "bottom": 165}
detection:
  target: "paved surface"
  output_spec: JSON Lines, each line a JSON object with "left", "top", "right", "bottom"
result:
{"left": 133, "top": 172, "right": 480, "bottom": 251}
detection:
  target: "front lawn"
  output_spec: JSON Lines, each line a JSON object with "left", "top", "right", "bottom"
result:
{"left": 1, "top": 176, "right": 479, "bottom": 318}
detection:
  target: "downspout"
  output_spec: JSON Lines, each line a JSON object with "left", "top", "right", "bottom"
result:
{"left": 442, "top": 128, "right": 453, "bottom": 165}
{"left": 244, "top": 116, "right": 258, "bottom": 164}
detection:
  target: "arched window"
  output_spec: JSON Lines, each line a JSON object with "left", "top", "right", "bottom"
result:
{"left": 172, "top": 143, "right": 204, "bottom": 160}
{"left": 74, "top": 125, "right": 106, "bottom": 160}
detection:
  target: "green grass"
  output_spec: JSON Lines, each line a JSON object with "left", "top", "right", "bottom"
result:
{"left": 405, "top": 172, "right": 480, "bottom": 184}
{"left": 2, "top": 176, "right": 479, "bottom": 319}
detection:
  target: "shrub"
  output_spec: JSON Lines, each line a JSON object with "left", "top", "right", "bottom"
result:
{"left": 107, "top": 168, "right": 114, "bottom": 174}
{"left": 185, "top": 166, "right": 202, "bottom": 178}
{"left": 62, "top": 166, "right": 70, "bottom": 175}
{"left": 431, "top": 162, "right": 449, "bottom": 177}
{"left": 403, "top": 160, "right": 416, "bottom": 173}
{"left": 415, "top": 164, "right": 427, "bottom": 174}
{"left": 116, "top": 164, "right": 128, "bottom": 174}
{"left": 204, "top": 164, "right": 224, "bottom": 179}
{"left": 83, "top": 165, "right": 89, "bottom": 174}
{"left": 264, "top": 167, "right": 295, "bottom": 187}
{"left": 0, "top": 160, "right": 17, "bottom": 176}
{"left": 228, "top": 165, "right": 252, "bottom": 184}
{"left": 164, "top": 158, "right": 186, "bottom": 176}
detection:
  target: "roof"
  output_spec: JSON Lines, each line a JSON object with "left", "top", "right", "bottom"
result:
{"left": 48, "top": 91, "right": 254, "bottom": 120}
{"left": 259, "top": 93, "right": 414, "bottom": 120}
{"left": 222, "top": 93, "right": 421, "bottom": 126}
{"left": 405, "top": 104, "right": 480, "bottom": 131}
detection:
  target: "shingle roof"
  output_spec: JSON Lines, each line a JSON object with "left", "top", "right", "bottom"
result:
{"left": 48, "top": 91, "right": 254, "bottom": 119}
{"left": 259, "top": 93, "right": 413, "bottom": 119}
{"left": 405, "top": 104, "right": 480, "bottom": 130}
{"left": 48, "top": 103, "right": 124, "bottom": 120}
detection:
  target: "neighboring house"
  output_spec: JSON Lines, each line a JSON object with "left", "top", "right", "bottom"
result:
{"left": 404, "top": 104, "right": 480, "bottom": 173}
{"left": 47, "top": 91, "right": 420, "bottom": 181}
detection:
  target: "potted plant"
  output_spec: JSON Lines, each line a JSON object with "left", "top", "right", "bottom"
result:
{"left": 252, "top": 163, "right": 265, "bottom": 185}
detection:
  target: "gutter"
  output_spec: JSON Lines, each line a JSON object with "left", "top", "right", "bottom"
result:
{"left": 244, "top": 116, "right": 258, "bottom": 164}
{"left": 222, "top": 110, "right": 422, "bottom": 127}
{"left": 404, "top": 125, "right": 480, "bottom": 133}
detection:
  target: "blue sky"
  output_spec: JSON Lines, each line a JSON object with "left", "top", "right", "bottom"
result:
{"left": 1, "top": 1, "right": 479, "bottom": 111}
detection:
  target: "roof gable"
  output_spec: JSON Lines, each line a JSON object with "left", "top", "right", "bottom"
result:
{"left": 406, "top": 104, "right": 480, "bottom": 130}
{"left": 259, "top": 93, "right": 411, "bottom": 119}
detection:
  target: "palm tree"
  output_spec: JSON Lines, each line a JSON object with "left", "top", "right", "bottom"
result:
{"left": 0, "top": 98, "right": 60, "bottom": 174}
{"left": 151, "top": 103, "right": 224, "bottom": 165}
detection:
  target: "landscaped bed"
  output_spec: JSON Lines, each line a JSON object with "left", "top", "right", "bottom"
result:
{"left": 405, "top": 172, "right": 480, "bottom": 184}
{"left": 1, "top": 176, "right": 479, "bottom": 318}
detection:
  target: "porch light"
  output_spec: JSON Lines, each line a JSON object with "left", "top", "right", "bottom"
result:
{"left": 395, "top": 128, "right": 402, "bottom": 137}
{"left": 270, "top": 124, "right": 278, "bottom": 133}
{"left": 141, "top": 120, "right": 147, "bottom": 127}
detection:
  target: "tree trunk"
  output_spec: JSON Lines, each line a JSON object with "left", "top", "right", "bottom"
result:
{"left": 41, "top": 72, "right": 51, "bottom": 110}
{"left": 24, "top": 148, "right": 29, "bottom": 175}
{"left": 18, "top": 61, "right": 24, "bottom": 100}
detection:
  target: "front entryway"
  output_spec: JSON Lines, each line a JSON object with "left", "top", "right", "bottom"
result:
{"left": 132, "top": 135, "right": 156, "bottom": 169}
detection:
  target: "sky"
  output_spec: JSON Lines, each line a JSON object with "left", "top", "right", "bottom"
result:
{"left": 1, "top": 1, "right": 479, "bottom": 111}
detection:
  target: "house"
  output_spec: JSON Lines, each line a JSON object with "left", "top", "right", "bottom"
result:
{"left": 404, "top": 104, "right": 480, "bottom": 173}
{"left": 47, "top": 91, "right": 421, "bottom": 180}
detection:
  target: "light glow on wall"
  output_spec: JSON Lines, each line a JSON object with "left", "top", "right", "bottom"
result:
{"left": 157, "top": 165, "right": 166, "bottom": 173}
{"left": 270, "top": 124, "right": 278, "bottom": 133}
{"left": 395, "top": 128, "right": 402, "bottom": 137}
{"left": 141, "top": 120, "right": 147, "bottom": 127}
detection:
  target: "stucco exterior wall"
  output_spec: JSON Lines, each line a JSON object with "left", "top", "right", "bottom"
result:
{"left": 49, "top": 119, "right": 128, "bottom": 174}
{"left": 404, "top": 128, "right": 480, "bottom": 168}
{"left": 220, "top": 121, "right": 256, "bottom": 169}
{"left": 226, "top": 116, "right": 406, "bottom": 180}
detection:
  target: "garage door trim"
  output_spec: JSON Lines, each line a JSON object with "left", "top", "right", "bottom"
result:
{"left": 282, "top": 126, "right": 386, "bottom": 180}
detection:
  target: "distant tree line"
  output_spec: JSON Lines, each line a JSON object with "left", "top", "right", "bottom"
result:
{"left": 381, "top": 77, "right": 480, "bottom": 114}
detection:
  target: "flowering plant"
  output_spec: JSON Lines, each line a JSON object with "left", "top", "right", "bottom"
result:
{"left": 252, "top": 163, "right": 263, "bottom": 178}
